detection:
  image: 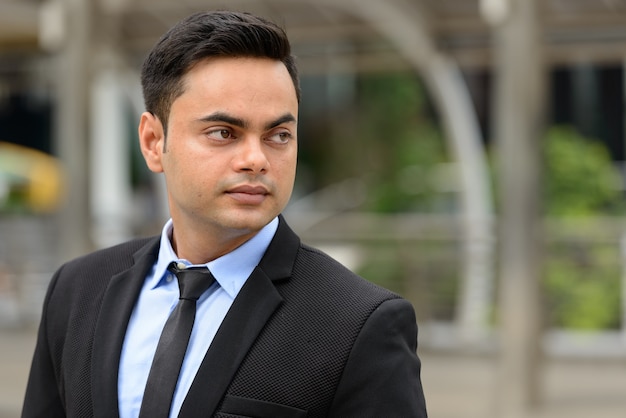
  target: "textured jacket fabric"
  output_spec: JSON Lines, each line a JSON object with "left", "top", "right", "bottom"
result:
{"left": 22, "top": 217, "right": 427, "bottom": 417}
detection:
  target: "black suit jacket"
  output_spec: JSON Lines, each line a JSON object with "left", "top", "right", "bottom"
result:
{"left": 22, "top": 216, "right": 427, "bottom": 417}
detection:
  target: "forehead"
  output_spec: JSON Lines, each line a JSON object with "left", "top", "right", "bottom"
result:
{"left": 179, "top": 57, "right": 298, "bottom": 106}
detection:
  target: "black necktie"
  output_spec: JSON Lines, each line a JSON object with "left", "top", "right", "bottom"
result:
{"left": 139, "top": 261, "right": 215, "bottom": 418}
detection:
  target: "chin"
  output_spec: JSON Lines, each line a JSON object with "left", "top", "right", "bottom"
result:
{"left": 221, "top": 212, "right": 274, "bottom": 233}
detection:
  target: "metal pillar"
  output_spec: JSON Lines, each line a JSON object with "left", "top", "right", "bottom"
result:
{"left": 491, "top": 0, "right": 546, "bottom": 416}
{"left": 90, "top": 50, "right": 134, "bottom": 248}
{"left": 54, "top": 0, "right": 93, "bottom": 261}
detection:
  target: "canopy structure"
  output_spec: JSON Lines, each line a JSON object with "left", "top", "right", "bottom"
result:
{"left": 1, "top": 0, "right": 625, "bottom": 68}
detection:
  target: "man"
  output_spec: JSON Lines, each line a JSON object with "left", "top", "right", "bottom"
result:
{"left": 22, "top": 10, "right": 427, "bottom": 418}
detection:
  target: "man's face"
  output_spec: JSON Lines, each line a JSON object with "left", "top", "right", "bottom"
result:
{"left": 140, "top": 57, "right": 298, "bottom": 243}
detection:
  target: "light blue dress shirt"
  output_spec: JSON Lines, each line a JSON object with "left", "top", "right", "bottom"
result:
{"left": 118, "top": 217, "right": 278, "bottom": 418}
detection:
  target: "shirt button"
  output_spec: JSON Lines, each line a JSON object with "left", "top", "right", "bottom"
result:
{"left": 166, "top": 275, "right": 174, "bottom": 283}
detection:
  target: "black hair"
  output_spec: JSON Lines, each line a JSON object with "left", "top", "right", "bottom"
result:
{"left": 141, "top": 11, "right": 300, "bottom": 134}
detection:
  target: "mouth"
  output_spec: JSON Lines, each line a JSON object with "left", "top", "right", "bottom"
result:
{"left": 225, "top": 184, "right": 270, "bottom": 205}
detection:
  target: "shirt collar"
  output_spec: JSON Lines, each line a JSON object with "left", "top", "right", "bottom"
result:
{"left": 151, "top": 217, "right": 279, "bottom": 298}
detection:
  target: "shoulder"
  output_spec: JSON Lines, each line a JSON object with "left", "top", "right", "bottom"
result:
{"left": 289, "top": 242, "right": 402, "bottom": 313}
{"left": 46, "top": 236, "right": 158, "bottom": 301}
{"left": 41, "top": 236, "right": 158, "bottom": 322}
{"left": 297, "top": 243, "right": 396, "bottom": 291}
{"left": 59, "top": 236, "right": 158, "bottom": 275}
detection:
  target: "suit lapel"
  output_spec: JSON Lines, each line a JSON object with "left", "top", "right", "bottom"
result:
{"left": 91, "top": 238, "right": 160, "bottom": 418}
{"left": 179, "top": 216, "right": 301, "bottom": 417}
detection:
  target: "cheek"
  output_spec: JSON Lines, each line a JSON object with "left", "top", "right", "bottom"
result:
{"left": 276, "top": 158, "right": 297, "bottom": 195}
{"left": 275, "top": 153, "right": 297, "bottom": 178}
{"left": 281, "top": 146, "right": 298, "bottom": 169}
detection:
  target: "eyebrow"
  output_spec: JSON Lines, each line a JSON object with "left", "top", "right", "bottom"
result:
{"left": 265, "top": 113, "right": 297, "bottom": 130}
{"left": 198, "top": 112, "right": 296, "bottom": 131}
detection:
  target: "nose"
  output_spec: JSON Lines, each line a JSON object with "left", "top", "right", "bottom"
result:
{"left": 233, "top": 137, "right": 269, "bottom": 174}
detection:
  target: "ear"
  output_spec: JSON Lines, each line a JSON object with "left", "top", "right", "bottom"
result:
{"left": 138, "top": 112, "right": 165, "bottom": 173}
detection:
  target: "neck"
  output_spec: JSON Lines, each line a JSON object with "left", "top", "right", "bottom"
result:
{"left": 170, "top": 221, "right": 259, "bottom": 264}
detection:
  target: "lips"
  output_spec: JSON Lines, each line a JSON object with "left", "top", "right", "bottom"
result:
{"left": 226, "top": 184, "right": 270, "bottom": 205}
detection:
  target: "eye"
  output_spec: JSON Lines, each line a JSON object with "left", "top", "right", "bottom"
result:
{"left": 266, "top": 131, "right": 293, "bottom": 145}
{"left": 205, "top": 128, "right": 237, "bottom": 141}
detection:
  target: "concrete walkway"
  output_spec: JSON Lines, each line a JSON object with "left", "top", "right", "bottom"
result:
{"left": 3, "top": 328, "right": 626, "bottom": 418}
{"left": 422, "top": 350, "right": 626, "bottom": 418}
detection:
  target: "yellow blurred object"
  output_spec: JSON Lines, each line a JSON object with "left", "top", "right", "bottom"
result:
{"left": 0, "top": 141, "right": 65, "bottom": 213}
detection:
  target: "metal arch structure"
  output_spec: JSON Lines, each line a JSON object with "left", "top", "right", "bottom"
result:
{"left": 285, "top": 0, "right": 495, "bottom": 345}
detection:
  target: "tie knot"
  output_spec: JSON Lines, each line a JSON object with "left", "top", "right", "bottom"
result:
{"left": 167, "top": 262, "right": 215, "bottom": 301}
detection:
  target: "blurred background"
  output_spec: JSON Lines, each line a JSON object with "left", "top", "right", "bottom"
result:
{"left": 1, "top": 0, "right": 626, "bottom": 417}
